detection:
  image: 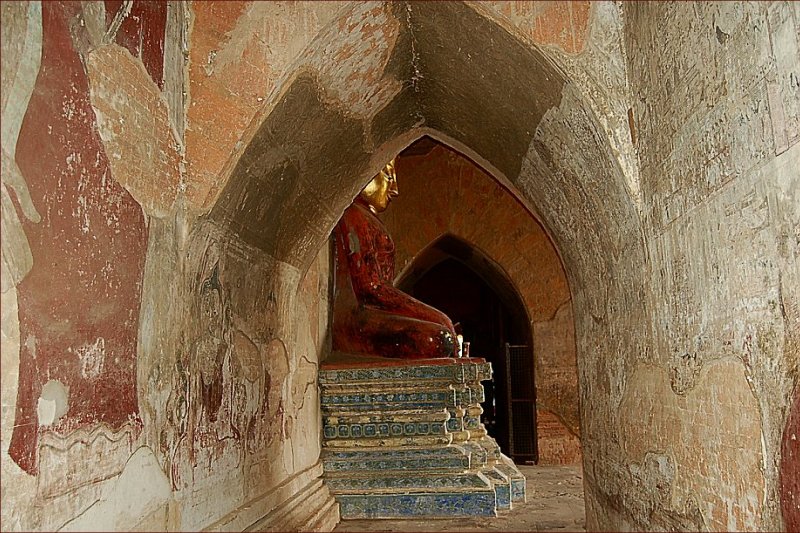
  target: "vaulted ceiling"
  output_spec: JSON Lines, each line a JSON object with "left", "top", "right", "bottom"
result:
{"left": 208, "top": 1, "right": 642, "bottom": 310}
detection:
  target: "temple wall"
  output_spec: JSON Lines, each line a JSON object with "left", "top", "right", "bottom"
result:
{"left": 383, "top": 145, "right": 581, "bottom": 465}
{"left": 1, "top": 2, "right": 336, "bottom": 531}
{"left": 2, "top": 3, "right": 155, "bottom": 529}
{"left": 484, "top": 3, "right": 798, "bottom": 529}
{"left": 611, "top": 3, "right": 798, "bottom": 530}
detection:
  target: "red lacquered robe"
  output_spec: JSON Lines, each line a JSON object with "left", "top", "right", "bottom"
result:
{"left": 332, "top": 201, "right": 457, "bottom": 359}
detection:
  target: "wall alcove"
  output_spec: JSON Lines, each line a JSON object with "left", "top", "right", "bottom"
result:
{"left": 397, "top": 234, "right": 538, "bottom": 464}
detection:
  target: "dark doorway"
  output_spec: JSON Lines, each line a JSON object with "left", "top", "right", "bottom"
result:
{"left": 397, "top": 235, "right": 537, "bottom": 463}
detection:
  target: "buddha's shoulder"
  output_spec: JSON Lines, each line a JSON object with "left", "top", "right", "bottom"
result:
{"left": 343, "top": 203, "right": 381, "bottom": 224}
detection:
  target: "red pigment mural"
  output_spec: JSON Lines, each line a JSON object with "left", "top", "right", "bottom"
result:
{"left": 9, "top": 2, "right": 163, "bottom": 474}
{"left": 781, "top": 385, "right": 800, "bottom": 531}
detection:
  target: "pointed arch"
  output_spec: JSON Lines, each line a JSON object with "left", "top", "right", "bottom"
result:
{"left": 194, "top": 1, "right": 649, "bottom": 523}
{"left": 396, "top": 233, "right": 532, "bottom": 336}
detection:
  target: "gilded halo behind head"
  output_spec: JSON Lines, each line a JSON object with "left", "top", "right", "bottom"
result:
{"left": 360, "top": 158, "right": 398, "bottom": 214}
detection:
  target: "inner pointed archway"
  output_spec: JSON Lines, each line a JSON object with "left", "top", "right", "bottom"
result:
{"left": 200, "top": 1, "right": 642, "bottom": 527}
{"left": 397, "top": 235, "right": 538, "bottom": 464}
{"left": 383, "top": 138, "right": 582, "bottom": 466}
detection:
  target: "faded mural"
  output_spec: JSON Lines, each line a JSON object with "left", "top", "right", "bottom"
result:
{"left": 1, "top": 2, "right": 333, "bottom": 531}
{"left": 8, "top": 0, "right": 148, "bottom": 477}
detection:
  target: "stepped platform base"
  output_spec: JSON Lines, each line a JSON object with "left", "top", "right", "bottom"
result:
{"left": 319, "top": 354, "right": 526, "bottom": 519}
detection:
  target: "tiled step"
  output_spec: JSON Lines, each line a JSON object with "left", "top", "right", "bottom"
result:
{"left": 320, "top": 383, "right": 485, "bottom": 413}
{"left": 456, "top": 441, "right": 489, "bottom": 468}
{"left": 476, "top": 437, "right": 503, "bottom": 463}
{"left": 496, "top": 455, "right": 527, "bottom": 503}
{"left": 336, "top": 489, "right": 497, "bottom": 520}
{"left": 319, "top": 356, "right": 522, "bottom": 519}
{"left": 322, "top": 447, "right": 470, "bottom": 473}
{"left": 322, "top": 407, "right": 449, "bottom": 422}
{"left": 322, "top": 408, "right": 451, "bottom": 447}
{"left": 319, "top": 359, "right": 492, "bottom": 387}
{"left": 322, "top": 450, "right": 516, "bottom": 514}
{"left": 321, "top": 386, "right": 458, "bottom": 412}
{"left": 335, "top": 489, "right": 498, "bottom": 519}
{"left": 481, "top": 467, "right": 512, "bottom": 510}
{"left": 326, "top": 471, "right": 494, "bottom": 493}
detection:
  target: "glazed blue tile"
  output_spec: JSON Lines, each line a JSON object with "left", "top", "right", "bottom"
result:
{"left": 319, "top": 364, "right": 460, "bottom": 385}
{"left": 465, "top": 416, "right": 480, "bottom": 430}
{"left": 337, "top": 492, "right": 497, "bottom": 519}
{"left": 511, "top": 478, "right": 526, "bottom": 502}
{"left": 320, "top": 358, "right": 525, "bottom": 519}
{"left": 494, "top": 463, "right": 526, "bottom": 502}
{"left": 482, "top": 469, "right": 511, "bottom": 509}
{"left": 495, "top": 485, "right": 511, "bottom": 509}
{"left": 327, "top": 472, "right": 491, "bottom": 492}
{"left": 325, "top": 447, "right": 466, "bottom": 460}
{"left": 447, "top": 411, "right": 463, "bottom": 431}
{"left": 323, "top": 455, "right": 469, "bottom": 472}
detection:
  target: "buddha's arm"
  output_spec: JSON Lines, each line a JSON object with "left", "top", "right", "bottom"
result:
{"left": 339, "top": 212, "right": 455, "bottom": 331}
{"left": 364, "top": 279, "right": 455, "bottom": 329}
{"left": 345, "top": 250, "right": 454, "bottom": 331}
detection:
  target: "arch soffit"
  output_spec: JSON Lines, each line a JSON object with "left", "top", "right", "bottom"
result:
{"left": 202, "top": 1, "right": 641, "bottom": 287}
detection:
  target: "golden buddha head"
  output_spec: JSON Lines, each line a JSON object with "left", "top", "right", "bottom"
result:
{"left": 359, "top": 158, "right": 398, "bottom": 214}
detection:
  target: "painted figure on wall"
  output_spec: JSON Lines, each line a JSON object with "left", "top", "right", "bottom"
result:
{"left": 332, "top": 159, "right": 457, "bottom": 359}
{"left": 7, "top": 2, "right": 151, "bottom": 476}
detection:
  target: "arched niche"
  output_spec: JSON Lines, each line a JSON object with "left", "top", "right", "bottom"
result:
{"left": 396, "top": 234, "right": 539, "bottom": 462}
{"left": 383, "top": 138, "right": 582, "bottom": 464}
{"left": 202, "top": 1, "right": 644, "bottom": 288}
{"left": 192, "top": 1, "right": 649, "bottom": 525}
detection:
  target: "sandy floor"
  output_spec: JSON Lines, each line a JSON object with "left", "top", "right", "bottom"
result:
{"left": 333, "top": 465, "right": 586, "bottom": 532}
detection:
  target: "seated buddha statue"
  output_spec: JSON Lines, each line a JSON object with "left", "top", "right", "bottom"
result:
{"left": 332, "top": 159, "right": 457, "bottom": 359}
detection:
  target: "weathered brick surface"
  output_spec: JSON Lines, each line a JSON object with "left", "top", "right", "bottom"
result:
{"left": 480, "top": 1, "right": 590, "bottom": 54}
{"left": 184, "top": 1, "right": 348, "bottom": 212}
{"left": 622, "top": 2, "right": 800, "bottom": 530}
{"left": 620, "top": 360, "right": 764, "bottom": 531}
{"left": 536, "top": 409, "right": 582, "bottom": 465}
{"left": 87, "top": 44, "right": 181, "bottom": 217}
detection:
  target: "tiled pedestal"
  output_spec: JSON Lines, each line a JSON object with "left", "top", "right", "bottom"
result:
{"left": 319, "top": 356, "right": 526, "bottom": 519}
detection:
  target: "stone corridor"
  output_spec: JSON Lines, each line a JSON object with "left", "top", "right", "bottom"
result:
{"left": 2, "top": 1, "right": 798, "bottom": 532}
{"left": 334, "top": 466, "right": 585, "bottom": 532}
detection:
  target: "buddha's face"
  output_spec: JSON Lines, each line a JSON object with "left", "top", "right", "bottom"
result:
{"left": 359, "top": 159, "right": 398, "bottom": 213}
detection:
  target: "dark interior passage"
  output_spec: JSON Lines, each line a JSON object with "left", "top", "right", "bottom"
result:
{"left": 397, "top": 237, "right": 537, "bottom": 463}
